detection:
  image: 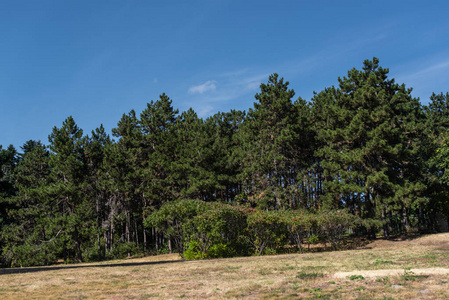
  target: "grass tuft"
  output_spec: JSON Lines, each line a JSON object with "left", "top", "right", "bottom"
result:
{"left": 296, "top": 271, "right": 325, "bottom": 279}
{"left": 347, "top": 274, "right": 365, "bottom": 280}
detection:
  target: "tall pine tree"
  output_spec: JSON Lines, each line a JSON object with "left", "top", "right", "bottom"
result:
{"left": 313, "top": 58, "right": 425, "bottom": 236}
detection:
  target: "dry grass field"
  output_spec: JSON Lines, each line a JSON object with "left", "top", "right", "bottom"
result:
{"left": 1, "top": 233, "right": 449, "bottom": 299}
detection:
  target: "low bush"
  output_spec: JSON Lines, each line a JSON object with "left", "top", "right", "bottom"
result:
{"left": 146, "top": 201, "right": 360, "bottom": 260}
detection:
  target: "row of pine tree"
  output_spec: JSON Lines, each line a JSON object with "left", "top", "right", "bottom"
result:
{"left": 1, "top": 58, "right": 448, "bottom": 267}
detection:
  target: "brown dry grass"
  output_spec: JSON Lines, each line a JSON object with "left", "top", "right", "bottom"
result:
{"left": 1, "top": 233, "right": 449, "bottom": 299}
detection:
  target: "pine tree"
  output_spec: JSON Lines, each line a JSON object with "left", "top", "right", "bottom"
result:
{"left": 0, "top": 141, "right": 59, "bottom": 266}
{"left": 48, "top": 116, "right": 88, "bottom": 262}
{"left": 175, "top": 108, "right": 213, "bottom": 200}
{"left": 85, "top": 125, "right": 112, "bottom": 259}
{"left": 238, "top": 74, "right": 302, "bottom": 209}
{"left": 0, "top": 144, "right": 18, "bottom": 266}
{"left": 109, "top": 109, "right": 144, "bottom": 250}
{"left": 312, "top": 58, "right": 426, "bottom": 236}
{"left": 139, "top": 93, "right": 179, "bottom": 208}
{"left": 423, "top": 92, "right": 449, "bottom": 230}
{"left": 206, "top": 110, "right": 246, "bottom": 202}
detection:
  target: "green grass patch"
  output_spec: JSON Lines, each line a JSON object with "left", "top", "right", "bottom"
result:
{"left": 296, "top": 271, "right": 325, "bottom": 279}
{"left": 347, "top": 274, "right": 364, "bottom": 280}
{"left": 373, "top": 259, "right": 394, "bottom": 266}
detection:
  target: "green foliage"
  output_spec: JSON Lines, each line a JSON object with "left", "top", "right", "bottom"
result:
{"left": 317, "top": 210, "right": 361, "bottom": 249}
{"left": 283, "top": 210, "right": 313, "bottom": 252}
{"left": 434, "top": 132, "right": 449, "bottom": 186}
{"left": 8, "top": 240, "right": 59, "bottom": 267}
{"left": 145, "top": 199, "right": 209, "bottom": 254}
{"left": 207, "top": 243, "right": 233, "bottom": 258}
{"left": 244, "top": 209, "right": 288, "bottom": 255}
{"left": 183, "top": 241, "right": 234, "bottom": 260}
{"left": 312, "top": 58, "right": 427, "bottom": 236}
{"left": 237, "top": 74, "right": 313, "bottom": 209}
{"left": 108, "top": 242, "right": 140, "bottom": 259}
{"left": 283, "top": 209, "right": 360, "bottom": 252}
{"left": 1, "top": 57, "right": 448, "bottom": 267}
{"left": 182, "top": 240, "right": 207, "bottom": 260}
{"left": 148, "top": 201, "right": 365, "bottom": 260}
{"left": 308, "top": 235, "right": 319, "bottom": 245}
{"left": 183, "top": 203, "right": 249, "bottom": 257}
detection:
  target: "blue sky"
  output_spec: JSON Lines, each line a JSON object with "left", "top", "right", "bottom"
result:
{"left": 1, "top": 0, "right": 449, "bottom": 149}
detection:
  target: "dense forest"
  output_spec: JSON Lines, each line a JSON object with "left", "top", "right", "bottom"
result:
{"left": 1, "top": 58, "right": 449, "bottom": 267}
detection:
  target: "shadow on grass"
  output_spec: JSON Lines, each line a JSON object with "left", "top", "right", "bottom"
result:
{"left": 0, "top": 259, "right": 185, "bottom": 275}
{"left": 360, "top": 233, "right": 442, "bottom": 250}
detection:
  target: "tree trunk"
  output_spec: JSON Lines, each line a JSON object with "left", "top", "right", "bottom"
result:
{"left": 143, "top": 222, "right": 147, "bottom": 251}
{"left": 74, "top": 226, "right": 83, "bottom": 263}
{"left": 134, "top": 218, "right": 139, "bottom": 246}
{"left": 382, "top": 209, "right": 389, "bottom": 238}
{"left": 154, "top": 228, "right": 159, "bottom": 252}
{"left": 96, "top": 194, "right": 102, "bottom": 259}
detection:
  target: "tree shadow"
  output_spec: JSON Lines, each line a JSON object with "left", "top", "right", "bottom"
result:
{"left": 360, "top": 233, "right": 434, "bottom": 250}
{"left": 0, "top": 259, "right": 185, "bottom": 276}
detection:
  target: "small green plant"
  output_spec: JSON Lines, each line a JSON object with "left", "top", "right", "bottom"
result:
{"left": 259, "top": 269, "right": 271, "bottom": 275}
{"left": 308, "top": 235, "right": 319, "bottom": 244}
{"left": 376, "top": 276, "right": 389, "bottom": 283}
{"left": 354, "top": 286, "right": 365, "bottom": 291}
{"left": 401, "top": 268, "right": 416, "bottom": 281}
{"left": 296, "top": 271, "right": 324, "bottom": 279}
{"left": 347, "top": 274, "right": 365, "bottom": 280}
{"left": 373, "top": 259, "right": 394, "bottom": 266}
{"left": 144, "top": 293, "right": 159, "bottom": 298}
{"left": 183, "top": 240, "right": 206, "bottom": 260}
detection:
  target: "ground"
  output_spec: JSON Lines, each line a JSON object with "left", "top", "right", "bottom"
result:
{"left": 1, "top": 233, "right": 449, "bottom": 299}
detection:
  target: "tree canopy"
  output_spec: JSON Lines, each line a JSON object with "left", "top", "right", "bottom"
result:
{"left": 1, "top": 58, "right": 448, "bottom": 266}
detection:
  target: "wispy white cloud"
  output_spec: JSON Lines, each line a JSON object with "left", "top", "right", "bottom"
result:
{"left": 393, "top": 58, "right": 449, "bottom": 103}
{"left": 188, "top": 80, "right": 216, "bottom": 94}
{"left": 398, "top": 60, "right": 449, "bottom": 83}
{"left": 178, "top": 70, "right": 270, "bottom": 117}
{"left": 196, "top": 104, "right": 214, "bottom": 117}
{"left": 182, "top": 31, "right": 391, "bottom": 116}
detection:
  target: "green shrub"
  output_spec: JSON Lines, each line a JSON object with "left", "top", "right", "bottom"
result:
{"left": 145, "top": 199, "right": 209, "bottom": 254}
{"left": 183, "top": 203, "right": 249, "bottom": 258}
{"left": 317, "top": 210, "right": 361, "bottom": 249}
{"left": 207, "top": 243, "right": 234, "bottom": 258}
{"left": 283, "top": 210, "right": 314, "bottom": 253}
{"left": 183, "top": 240, "right": 206, "bottom": 260}
{"left": 245, "top": 209, "right": 288, "bottom": 255}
